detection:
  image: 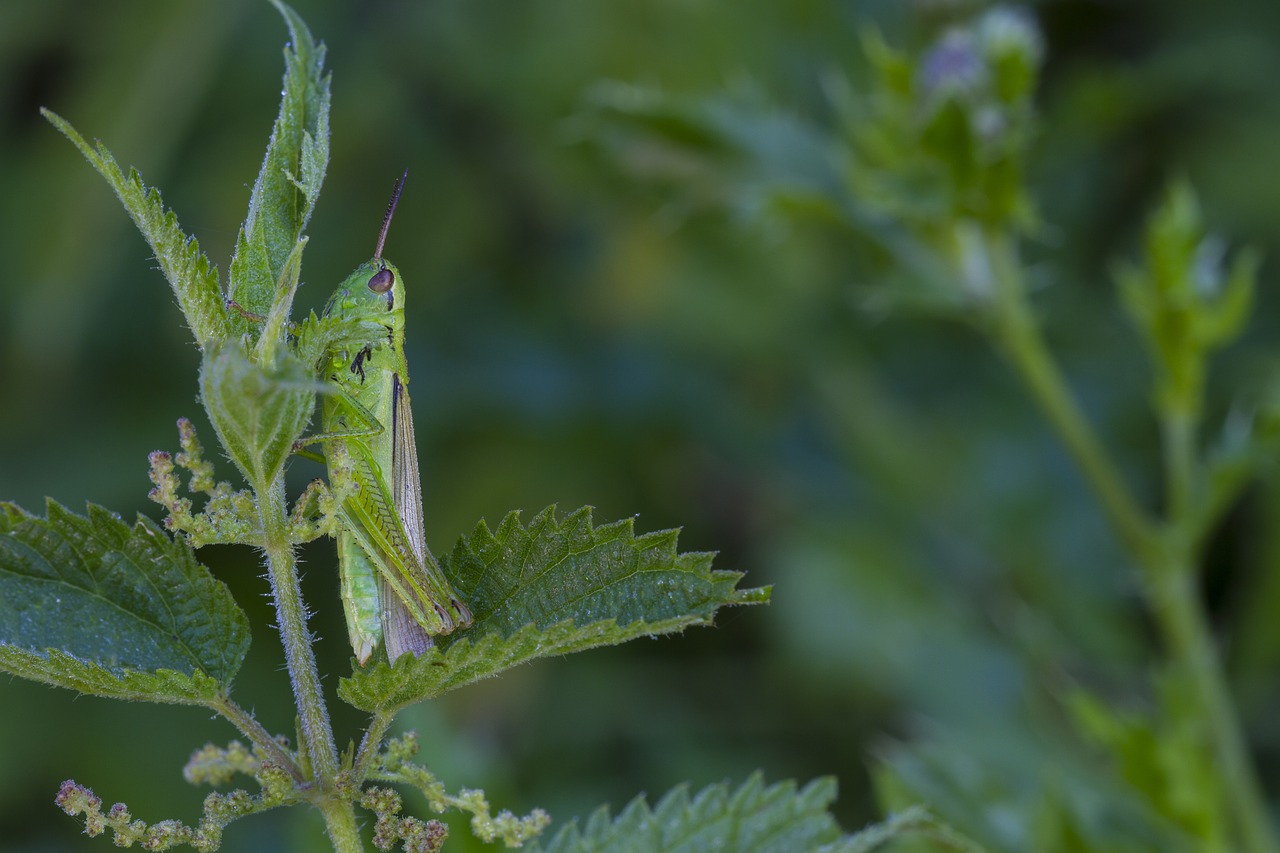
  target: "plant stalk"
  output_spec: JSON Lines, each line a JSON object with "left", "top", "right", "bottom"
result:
{"left": 1153, "top": 561, "right": 1279, "bottom": 853}
{"left": 258, "top": 474, "right": 362, "bottom": 851}
{"left": 1157, "top": 378, "right": 1278, "bottom": 852}
{"left": 1161, "top": 407, "right": 1197, "bottom": 525}
{"left": 984, "top": 228, "right": 1278, "bottom": 853}
{"left": 986, "top": 231, "right": 1158, "bottom": 562}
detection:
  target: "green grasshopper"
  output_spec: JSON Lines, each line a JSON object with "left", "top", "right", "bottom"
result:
{"left": 311, "top": 171, "right": 472, "bottom": 664}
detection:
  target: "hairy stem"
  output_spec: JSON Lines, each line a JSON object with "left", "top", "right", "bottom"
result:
{"left": 315, "top": 798, "right": 363, "bottom": 853}
{"left": 211, "top": 695, "right": 304, "bottom": 784}
{"left": 258, "top": 475, "right": 361, "bottom": 851}
{"left": 984, "top": 228, "right": 1277, "bottom": 853}
{"left": 260, "top": 475, "right": 336, "bottom": 777}
{"left": 354, "top": 709, "right": 396, "bottom": 783}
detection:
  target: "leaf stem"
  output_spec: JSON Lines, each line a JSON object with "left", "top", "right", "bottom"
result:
{"left": 983, "top": 228, "right": 1278, "bottom": 853}
{"left": 211, "top": 695, "right": 304, "bottom": 784}
{"left": 354, "top": 709, "right": 396, "bottom": 783}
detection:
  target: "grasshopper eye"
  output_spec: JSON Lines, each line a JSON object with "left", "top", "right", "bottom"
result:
{"left": 368, "top": 267, "right": 394, "bottom": 293}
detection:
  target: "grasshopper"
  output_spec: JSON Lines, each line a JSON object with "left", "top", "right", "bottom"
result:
{"left": 311, "top": 171, "right": 472, "bottom": 664}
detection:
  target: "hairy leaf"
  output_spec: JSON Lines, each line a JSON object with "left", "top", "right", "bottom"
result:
{"left": 0, "top": 648, "right": 225, "bottom": 704}
{"left": 527, "top": 773, "right": 855, "bottom": 853}
{"left": 41, "top": 110, "right": 229, "bottom": 351}
{"left": 200, "top": 341, "right": 319, "bottom": 490}
{"left": 339, "top": 506, "right": 769, "bottom": 711}
{"left": 227, "top": 0, "right": 331, "bottom": 328}
{"left": 0, "top": 501, "right": 249, "bottom": 703}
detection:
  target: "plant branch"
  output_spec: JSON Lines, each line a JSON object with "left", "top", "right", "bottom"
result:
{"left": 1155, "top": 353, "right": 1277, "bottom": 853}
{"left": 986, "top": 230, "right": 1159, "bottom": 562}
{"left": 354, "top": 708, "right": 396, "bottom": 783}
{"left": 984, "top": 228, "right": 1278, "bottom": 853}
{"left": 210, "top": 694, "right": 304, "bottom": 784}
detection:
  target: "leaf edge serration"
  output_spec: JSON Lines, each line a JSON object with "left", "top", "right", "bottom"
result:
{"left": 339, "top": 505, "right": 770, "bottom": 713}
{"left": 0, "top": 645, "right": 226, "bottom": 705}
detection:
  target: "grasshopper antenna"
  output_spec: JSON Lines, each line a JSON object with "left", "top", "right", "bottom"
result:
{"left": 374, "top": 168, "right": 408, "bottom": 261}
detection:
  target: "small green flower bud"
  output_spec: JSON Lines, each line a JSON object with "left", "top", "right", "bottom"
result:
{"left": 977, "top": 6, "right": 1043, "bottom": 102}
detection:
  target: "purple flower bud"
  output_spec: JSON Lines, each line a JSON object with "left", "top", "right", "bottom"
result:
{"left": 920, "top": 30, "right": 986, "bottom": 98}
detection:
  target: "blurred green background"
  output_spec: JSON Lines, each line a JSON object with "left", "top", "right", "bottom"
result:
{"left": 4, "top": 0, "right": 1280, "bottom": 850}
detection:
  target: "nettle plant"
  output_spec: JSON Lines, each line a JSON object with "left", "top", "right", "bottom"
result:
{"left": 583, "top": 5, "right": 1280, "bottom": 853}
{"left": 0, "top": 4, "right": 928, "bottom": 852}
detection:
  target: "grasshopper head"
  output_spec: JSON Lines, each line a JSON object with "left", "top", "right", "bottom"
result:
{"left": 322, "top": 171, "right": 409, "bottom": 323}
{"left": 326, "top": 258, "right": 405, "bottom": 321}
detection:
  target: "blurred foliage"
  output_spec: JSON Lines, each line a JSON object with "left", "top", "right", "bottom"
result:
{"left": 6, "top": 0, "right": 1280, "bottom": 850}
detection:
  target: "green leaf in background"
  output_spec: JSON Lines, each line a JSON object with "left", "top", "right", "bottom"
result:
{"left": 227, "top": 0, "right": 330, "bottom": 329}
{"left": 872, "top": 729, "right": 1203, "bottom": 853}
{"left": 40, "top": 109, "right": 229, "bottom": 352}
{"left": 339, "top": 506, "right": 770, "bottom": 711}
{"left": 0, "top": 501, "right": 249, "bottom": 703}
{"left": 579, "top": 79, "right": 977, "bottom": 318}
{"left": 1067, "top": 671, "right": 1229, "bottom": 850}
{"left": 581, "top": 80, "right": 845, "bottom": 232}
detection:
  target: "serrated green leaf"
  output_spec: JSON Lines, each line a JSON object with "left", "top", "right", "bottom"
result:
{"left": 40, "top": 109, "right": 229, "bottom": 351}
{"left": 527, "top": 773, "right": 851, "bottom": 853}
{"left": 0, "top": 647, "right": 224, "bottom": 704}
{"left": 339, "top": 506, "right": 769, "bottom": 711}
{"left": 0, "top": 501, "right": 249, "bottom": 703}
{"left": 227, "top": 0, "right": 330, "bottom": 327}
{"left": 451, "top": 505, "right": 764, "bottom": 634}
